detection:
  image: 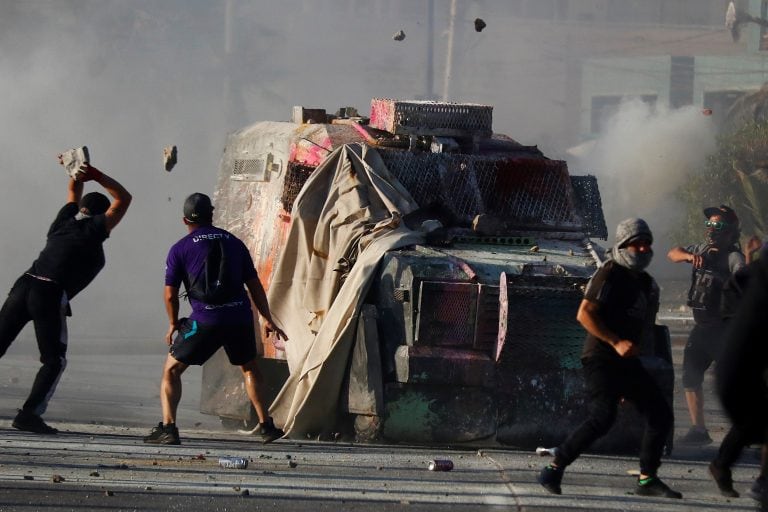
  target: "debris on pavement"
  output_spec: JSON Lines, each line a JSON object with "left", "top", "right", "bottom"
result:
{"left": 427, "top": 459, "right": 454, "bottom": 471}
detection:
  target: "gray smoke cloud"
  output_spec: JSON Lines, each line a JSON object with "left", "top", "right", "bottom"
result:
{"left": 0, "top": 2, "right": 732, "bottom": 429}
{"left": 0, "top": 1, "right": 576, "bottom": 344}
{"left": 569, "top": 99, "right": 717, "bottom": 277}
{"left": 0, "top": 3, "right": 227, "bottom": 345}
{"left": 0, "top": 2, "right": 717, "bottom": 342}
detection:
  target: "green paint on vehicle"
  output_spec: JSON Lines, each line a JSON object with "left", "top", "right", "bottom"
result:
{"left": 383, "top": 391, "right": 439, "bottom": 438}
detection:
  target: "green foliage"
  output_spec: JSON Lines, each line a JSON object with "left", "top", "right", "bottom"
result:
{"left": 672, "top": 121, "right": 768, "bottom": 245}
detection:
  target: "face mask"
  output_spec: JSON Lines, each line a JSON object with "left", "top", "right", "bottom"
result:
{"left": 75, "top": 212, "right": 92, "bottom": 221}
{"left": 706, "top": 230, "right": 730, "bottom": 247}
{"left": 614, "top": 247, "right": 653, "bottom": 271}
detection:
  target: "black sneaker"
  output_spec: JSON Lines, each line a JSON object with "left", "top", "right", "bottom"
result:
{"left": 749, "top": 476, "right": 766, "bottom": 501}
{"left": 537, "top": 464, "right": 564, "bottom": 495}
{"left": 677, "top": 426, "right": 712, "bottom": 446}
{"left": 636, "top": 476, "right": 683, "bottom": 499}
{"left": 143, "top": 422, "right": 181, "bottom": 445}
{"left": 709, "top": 461, "right": 739, "bottom": 497}
{"left": 12, "top": 410, "right": 58, "bottom": 435}
{"left": 259, "top": 418, "right": 284, "bottom": 444}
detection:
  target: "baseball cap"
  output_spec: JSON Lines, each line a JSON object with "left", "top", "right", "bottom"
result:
{"left": 703, "top": 205, "right": 738, "bottom": 227}
{"left": 183, "top": 193, "right": 214, "bottom": 223}
{"left": 80, "top": 192, "right": 110, "bottom": 215}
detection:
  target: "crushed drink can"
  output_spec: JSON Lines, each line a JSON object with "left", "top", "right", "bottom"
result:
{"left": 218, "top": 457, "right": 248, "bottom": 469}
{"left": 427, "top": 459, "right": 453, "bottom": 471}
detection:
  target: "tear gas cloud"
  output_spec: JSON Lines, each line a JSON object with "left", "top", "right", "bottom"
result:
{"left": 570, "top": 100, "right": 717, "bottom": 277}
{"left": 0, "top": 1, "right": 578, "bottom": 344}
{"left": 0, "top": 1, "right": 718, "bottom": 343}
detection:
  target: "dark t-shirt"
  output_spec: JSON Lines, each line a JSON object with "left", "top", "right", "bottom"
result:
{"left": 717, "top": 254, "right": 768, "bottom": 432}
{"left": 720, "top": 264, "right": 752, "bottom": 321}
{"left": 581, "top": 260, "right": 659, "bottom": 359}
{"left": 28, "top": 202, "right": 109, "bottom": 299}
{"left": 165, "top": 225, "right": 258, "bottom": 325}
{"left": 685, "top": 242, "right": 745, "bottom": 324}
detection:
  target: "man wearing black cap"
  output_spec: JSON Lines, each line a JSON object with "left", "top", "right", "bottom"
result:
{"left": 538, "top": 218, "right": 681, "bottom": 499}
{"left": 0, "top": 156, "right": 131, "bottom": 434}
{"left": 144, "top": 192, "right": 287, "bottom": 445}
{"left": 667, "top": 205, "right": 745, "bottom": 446}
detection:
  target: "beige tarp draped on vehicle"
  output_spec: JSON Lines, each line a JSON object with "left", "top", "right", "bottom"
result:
{"left": 267, "top": 143, "right": 424, "bottom": 437}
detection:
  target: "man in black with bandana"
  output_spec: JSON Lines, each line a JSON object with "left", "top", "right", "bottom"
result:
{"left": 0, "top": 156, "right": 131, "bottom": 434}
{"left": 667, "top": 205, "right": 745, "bottom": 446}
{"left": 538, "top": 218, "right": 681, "bottom": 499}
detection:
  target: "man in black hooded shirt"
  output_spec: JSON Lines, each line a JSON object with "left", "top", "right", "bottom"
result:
{"left": 537, "top": 218, "right": 681, "bottom": 499}
{"left": 0, "top": 156, "right": 131, "bottom": 434}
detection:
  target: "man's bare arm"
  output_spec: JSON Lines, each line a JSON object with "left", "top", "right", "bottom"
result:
{"left": 58, "top": 155, "right": 131, "bottom": 231}
{"left": 576, "top": 298, "right": 637, "bottom": 357}
{"left": 67, "top": 178, "right": 83, "bottom": 205}
{"left": 668, "top": 246, "right": 702, "bottom": 268}
{"left": 58, "top": 153, "right": 82, "bottom": 204}
{"left": 84, "top": 165, "right": 132, "bottom": 232}
{"left": 245, "top": 277, "right": 287, "bottom": 341}
{"left": 164, "top": 285, "right": 180, "bottom": 345}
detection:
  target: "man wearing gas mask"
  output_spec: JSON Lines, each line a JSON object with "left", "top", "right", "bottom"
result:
{"left": 667, "top": 205, "right": 745, "bottom": 446}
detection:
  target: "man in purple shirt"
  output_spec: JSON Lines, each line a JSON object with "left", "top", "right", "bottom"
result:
{"left": 144, "top": 193, "right": 287, "bottom": 445}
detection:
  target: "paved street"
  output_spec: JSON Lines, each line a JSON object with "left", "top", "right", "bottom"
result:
{"left": 0, "top": 330, "right": 762, "bottom": 511}
{"left": 0, "top": 419, "right": 760, "bottom": 512}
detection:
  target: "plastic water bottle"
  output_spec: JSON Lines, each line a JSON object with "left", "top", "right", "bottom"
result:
{"left": 218, "top": 457, "right": 248, "bottom": 469}
{"left": 536, "top": 447, "right": 558, "bottom": 457}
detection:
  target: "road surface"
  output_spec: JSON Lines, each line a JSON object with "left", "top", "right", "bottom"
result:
{"left": 0, "top": 331, "right": 761, "bottom": 511}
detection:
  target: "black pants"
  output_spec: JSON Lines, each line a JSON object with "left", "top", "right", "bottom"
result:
{"left": 0, "top": 275, "right": 68, "bottom": 416}
{"left": 555, "top": 355, "right": 673, "bottom": 476}
{"left": 714, "top": 422, "right": 764, "bottom": 470}
{"left": 716, "top": 293, "right": 768, "bottom": 472}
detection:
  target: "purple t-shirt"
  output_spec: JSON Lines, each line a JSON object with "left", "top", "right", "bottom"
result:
{"left": 165, "top": 225, "right": 258, "bottom": 325}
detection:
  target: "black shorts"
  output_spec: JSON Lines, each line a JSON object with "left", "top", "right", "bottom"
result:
{"left": 170, "top": 318, "right": 257, "bottom": 366}
{"left": 682, "top": 321, "right": 727, "bottom": 389}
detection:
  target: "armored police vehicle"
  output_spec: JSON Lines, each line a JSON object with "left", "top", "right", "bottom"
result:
{"left": 199, "top": 98, "right": 672, "bottom": 450}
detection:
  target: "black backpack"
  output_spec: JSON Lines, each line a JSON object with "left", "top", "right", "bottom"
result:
{"left": 185, "top": 238, "right": 240, "bottom": 305}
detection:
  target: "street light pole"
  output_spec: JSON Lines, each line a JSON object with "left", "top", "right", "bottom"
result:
{"left": 426, "top": 0, "right": 435, "bottom": 99}
{"left": 442, "top": 0, "right": 457, "bottom": 101}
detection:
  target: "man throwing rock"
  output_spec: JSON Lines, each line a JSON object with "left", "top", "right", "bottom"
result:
{"left": 0, "top": 155, "right": 131, "bottom": 434}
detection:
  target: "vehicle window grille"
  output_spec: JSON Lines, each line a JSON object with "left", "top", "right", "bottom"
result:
{"left": 379, "top": 150, "right": 577, "bottom": 229}
{"left": 281, "top": 162, "right": 315, "bottom": 212}
{"left": 498, "top": 284, "right": 584, "bottom": 371}
{"left": 474, "top": 284, "right": 499, "bottom": 352}
{"left": 370, "top": 98, "right": 493, "bottom": 137}
{"left": 570, "top": 175, "right": 608, "bottom": 240}
{"left": 415, "top": 282, "right": 477, "bottom": 347}
{"left": 232, "top": 158, "right": 266, "bottom": 180}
